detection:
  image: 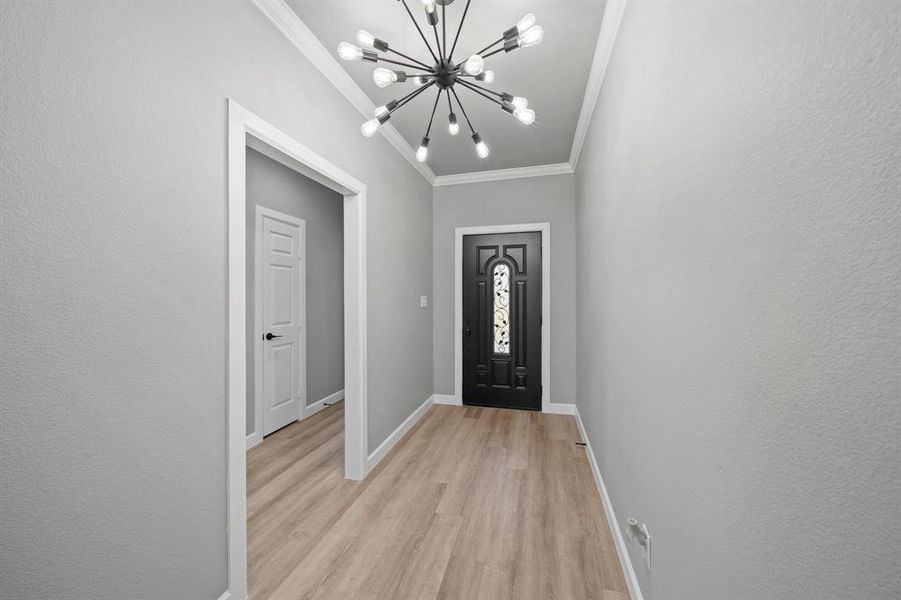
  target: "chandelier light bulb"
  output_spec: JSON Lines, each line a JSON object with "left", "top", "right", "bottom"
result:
{"left": 517, "top": 25, "right": 544, "bottom": 48}
{"left": 472, "top": 133, "right": 489, "bottom": 159}
{"left": 416, "top": 137, "right": 430, "bottom": 162}
{"left": 476, "top": 70, "right": 495, "bottom": 83}
{"left": 373, "top": 100, "right": 398, "bottom": 119}
{"left": 337, "top": 41, "right": 363, "bottom": 61}
{"left": 448, "top": 113, "right": 459, "bottom": 135}
{"left": 373, "top": 67, "right": 397, "bottom": 88}
{"left": 422, "top": 0, "right": 438, "bottom": 25}
{"left": 361, "top": 118, "right": 381, "bottom": 137}
{"left": 511, "top": 96, "right": 528, "bottom": 109}
{"left": 356, "top": 29, "right": 376, "bottom": 49}
{"left": 513, "top": 107, "right": 536, "bottom": 125}
{"left": 463, "top": 54, "right": 485, "bottom": 76}
{"left": 516, "top": 13, "right": 537, "bottom": 34}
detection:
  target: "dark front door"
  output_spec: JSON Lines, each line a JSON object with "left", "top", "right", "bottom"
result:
{"left": 462, "top": 232, "right": 541, "bottom": 411}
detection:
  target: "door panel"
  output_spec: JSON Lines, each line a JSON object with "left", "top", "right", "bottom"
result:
{"left": 269, "top": 343, "right": 295, "bottom": 410}
{"left": 269, "top": 264, "right": 294, "bottom": 325}
{"left": 462, "top": 232, "right": 541, "bottom": 411}
{"left": 260, "top": 213, "right": 304, "bottom": 436}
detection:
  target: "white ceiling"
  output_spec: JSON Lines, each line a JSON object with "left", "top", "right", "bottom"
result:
{"left": 286, "top": 0, "right": 607, "bottom": 176}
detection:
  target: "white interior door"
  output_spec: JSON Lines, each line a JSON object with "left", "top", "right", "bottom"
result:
{"left": 258, "top": 208, "right": 305, "bottom": 436}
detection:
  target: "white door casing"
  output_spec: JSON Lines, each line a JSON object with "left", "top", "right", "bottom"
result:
{"left": 453, "top": 223, "right": 575, "bottom": 415}
{"left": 257, "top": 207, "right": 306, "bottom": 436}
{"left": 228, "top": 99, "right": 369, "bottom": 600}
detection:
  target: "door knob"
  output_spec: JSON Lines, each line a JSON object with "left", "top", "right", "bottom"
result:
{"left": 464, "top": 328, "right": 472, "bottom": 336}
{"left": 264, "top": 332, "right": 283, "bottom": 341}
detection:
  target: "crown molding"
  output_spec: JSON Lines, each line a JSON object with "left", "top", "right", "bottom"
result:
{"left": 252, "top": 0, "right": 437, "bottom": 184}
{"left": 433, "top": 162, "right": 574, "bottom": 187}
{"left": 569, "top": 0, "right": 627, "bottom": 170}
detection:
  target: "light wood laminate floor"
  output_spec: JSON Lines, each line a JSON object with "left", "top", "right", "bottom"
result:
{"left": 247, "top": 401, "right": 629, "bottom": 600}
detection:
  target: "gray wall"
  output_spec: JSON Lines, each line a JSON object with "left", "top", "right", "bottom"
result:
{"left": 0, "top": 2, "right": 432, "bottom": 598}
{"left": 246, "top": 147, "right": 344, "bottom": 436}
{"left": 574, "top": 2, "right": 901, "bottom": 599}
{"left": 432, "top": 174, "right": 577, "bottom": 404}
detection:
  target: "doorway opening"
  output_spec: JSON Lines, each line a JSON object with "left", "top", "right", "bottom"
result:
{"left": 243, "top": 147, "right": 348, "bottom": 598}
{"left": 245, "top": 148, "right": 345, "bottom": 445}
{"left": 454, "top": 223, "right": 569, "bottom": 414}
{"left": 226, "top": 99, "right": 368, "bottom": 600}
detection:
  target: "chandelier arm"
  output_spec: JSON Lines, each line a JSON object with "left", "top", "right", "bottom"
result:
{"left": 481, "top": 46, "right": 506, "bottom": 60}
{"left": 442, "top": 3, "right": 447, "bottom": 60}
{"left": 398, "top": 0, "right": 439, "bottom": 64}
{"left": 392, "top": 80, "right": 437, "bottom": 113}
{"left": 475, "top": 37, "right": 505, "bottom": 57}
{"left": 458, "top": 80, "right": 504, "bottom": 98}
{"left": 448, "top": 0, "right": 472, "bottom": 62}
{"left": 446, "top": 88, "right": 454, "bottom": 114}
{"left": 377, "top": 56, "right": 433, "bottom": 71}
{"left": 450, "top": 87, "right": 476, "bottom": 134}
{"left": 432, "top": 23, "right": 443, "bottom": 60}
{"left": 386, "top": 81, "right": 435, "bottom": 116}
{"left": 457, "top": 80, "right": 505, "bottom": 107}
{"left": 425, "top": 89, "right": 442, "bottom": 137}
{"left": 386, "top": 48, "right": 433, "bottom": 70}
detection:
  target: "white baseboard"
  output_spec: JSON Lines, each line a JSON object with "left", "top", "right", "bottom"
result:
{"left": 432, "top": 394, "right": 461, "bottom": 406}
{"left": 366, "top": 395, "right": 434, "bottom": 473}
{"left": 245, "top": 432, "right": 262, "bottom": 450}
{"left": 432, "top": 395, "right": 573, "bottom": 414}
{"left": 305, "top": 388, "right": 344, "bottom": 418}
{"left": 433, "top": 395, "right": 572, "bottom": 415}
{"left": 574, "top": 406, "right": 644, "bottom": 600}
{"left": 544, "top": 402, "right": 576, "bottom": 415}
{"left": 246, "top": 389, "right": 345, "bottom": 450}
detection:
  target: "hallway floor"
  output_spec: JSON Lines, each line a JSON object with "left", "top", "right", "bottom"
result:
{"left": 247, "top": 401, "right": 629, "bottom": 600}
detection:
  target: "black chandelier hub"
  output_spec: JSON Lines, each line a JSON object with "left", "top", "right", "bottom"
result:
{"left": 434, "top": 59, "right": 458, "bottom": 90}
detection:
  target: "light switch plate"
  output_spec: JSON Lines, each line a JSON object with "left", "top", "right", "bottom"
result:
{"left": 420, "top": 295, "right": 428, "bottom": 308}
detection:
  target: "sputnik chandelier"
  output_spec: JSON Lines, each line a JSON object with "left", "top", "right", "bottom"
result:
{"left": 337, "top": 0, "right": 544, "bottom": 163}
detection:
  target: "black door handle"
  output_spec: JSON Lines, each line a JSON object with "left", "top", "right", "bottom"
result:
{"left": 464, "top": 328, "right": 472, "bottom": 336}
{"left": 264, "top": 332, "right": 283, "bottom": 341}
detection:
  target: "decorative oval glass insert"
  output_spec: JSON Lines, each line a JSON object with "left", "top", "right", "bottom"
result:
{"left": 493, "top": 263, "right": 511, "bottom": 354}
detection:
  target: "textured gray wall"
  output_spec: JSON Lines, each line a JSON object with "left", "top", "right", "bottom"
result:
{"left": 432, "top": 174, "right": 577, "bottom": 404}
{"left": 574, "top": 2, "right": 901, "bottom": 599}
{"left": 0, "top": 2, "right": 432, "bottom": 598}
{"left": 246, "top": 147, "right": 344, "bottom": 436}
